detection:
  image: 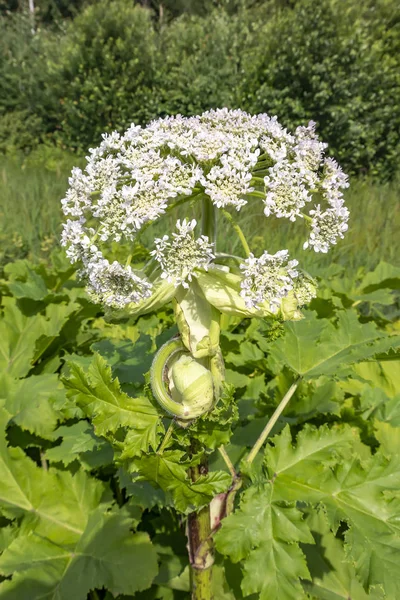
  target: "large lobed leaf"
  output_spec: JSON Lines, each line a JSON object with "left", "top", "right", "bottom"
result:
{"left": 0, "top": 407, "right": 158, "bottom": 599}
{"left": 301, "top": 510, "right": 372, "bottom": 600}
{"left": 63, "top": 353, "right": 163, "bottom": 455}
{"left": 215, "top": 484, "right": 313, "bottom": 600}
{"left": 44, "top": 421, "right": 114, "bottom": 469}
{"left": 0, "top": 407, "right": 106, "bottom": 545}
{"left": 0, "top": 297, "right": 79, "bottom": 378}
{"left": 0, "top": 508, "right": 158, "bottom": 600}
{"left": 265, "top": 425, "right": 400, "bottom": 598}
{"left": 0, "top": 373, "right": 66, "bottom": 439}
{"left": 217, "top": 423, "right": 400, "bottom": 598}
{"left": 267, "top": 309, "right": 400, "bottom": 379}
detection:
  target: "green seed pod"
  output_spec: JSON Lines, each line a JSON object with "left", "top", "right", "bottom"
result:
{"left": 171, "top": 355, "right": 214, "bottom": 418}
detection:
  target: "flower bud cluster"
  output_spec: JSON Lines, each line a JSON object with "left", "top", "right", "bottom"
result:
{"left": 61, "top": 109, "right": 348, "bottom": 309}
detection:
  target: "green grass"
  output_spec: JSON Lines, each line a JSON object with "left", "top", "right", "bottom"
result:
{"left": 0, "top": 150, "right": 82, "bottom": 264}
{"left": 1, "top": 150, "right": 399, "bottom": 274}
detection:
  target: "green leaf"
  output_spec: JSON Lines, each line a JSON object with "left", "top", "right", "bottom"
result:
{"left": 301, "top": 510, "right": 370, "bottom": 600}
{"left": 265, "top": 373, "right": 343, "bottom": 424}
{"left": 374, "top": 421, "right": 400, "bottom": 456}
{"left": 225, "top": 369, "right": 250, "bottom": 388}
{"left": 360, "top": 261, "right": 400, "bottom": 291}
{"left": 353, "top": 360, "right": 400, "bottom": 398}
{"left": 119, "top": 469, "right": 168, "bottom": 510}
{"left": 267, "top": 310, "right": 400, "bottom": 379}
{"left": 215, "top": 484, "right": 313, "bottom": 600}
{"left": 0, "top": 297, "right": 49, "bottom": 378}
{"left": 92, "top": 335, "right": 154, "bottom": 388}
{"left": 31, "top": 302, "right": 81, "bottom": 365}
{"left": 264, "top": 425, "right": 358, "bottom": 499}
{"left": 0, "top": 407, "right": 107, "bottom": 544}
{"left": 45, "top": 421, "right": 114, "bottom": 468}
{"left": 63, "top": 353, "right": 163, "bottom": 455}
{"left": 7, "top": 268, "right": 49, "bottom": 301}
{"left": 225, "top": 341, "right": 264, "bottom": 368}
{"left": 360, "top": 386, "right": 400, "bottom": 425}
{"left": 129, "top": 450, "right": 231, "bottom": 513}
{"left": 2, "top": 374, "right": 65, "bottom": 438}
{"left": 0, "top": 507, "right": 158, "bottom": 600}
{"left": 265, "top": 425, "right": 400, "bottom": 597}
{"left": 0, "top": 297, "right": 79, "bottom": 377}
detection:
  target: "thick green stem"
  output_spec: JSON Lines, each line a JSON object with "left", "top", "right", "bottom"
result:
{"left": 246, "top": 379, "right": 300, "bottom": 465}
{"left": 202, "top": 197, "right": 217, "bottom": 246}
{"left": 188, "top": 461, "right": 214, "bottom": 600}
{"left": 186, "top": 198, "right": 219, "bottom": 600}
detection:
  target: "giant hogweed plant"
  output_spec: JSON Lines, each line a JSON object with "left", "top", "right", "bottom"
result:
{"left": 25, "top": 108, "right": 395, "bottom": 600}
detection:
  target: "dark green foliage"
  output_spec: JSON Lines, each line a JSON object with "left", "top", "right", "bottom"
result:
{"left": 240, "top": 0, "right": 400, "bottom": 179}
{"left": 47, "top": 1, "right": 160, "bottom": 151}
{"left": 1, "top": 0, "right": 399, "bottom": 177}
{"left": 156, "top": 11, "right": 243, "bottom": 118}
{"left": 0, "top": 11, "right": 58, "bottom": 152}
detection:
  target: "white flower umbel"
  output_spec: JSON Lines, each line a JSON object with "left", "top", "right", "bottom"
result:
{"left": 202, "top": 153, "right": 255, "bottom": 210}
{"left": 303, "top": 205, "right": 349, "bottom": 253}
{"left": 151, "top": 219, "right": 215, "bottom": 288}
{"left": 263, "top": 160, "right": 313, "bottom": 221}
{"left": 293, "top": 273, "right": 317, "bottom": 306}
{"left": 85, "top": 258, "right": 152, "bottom": 309}
{"left": 60, "top": 109, "right": 348, "bottom": 308}
{"left": 240, "top": 250, "right": 299, "bottom": 312}
{"left": 303, "top": 158, "right": 350, "bottom": 253}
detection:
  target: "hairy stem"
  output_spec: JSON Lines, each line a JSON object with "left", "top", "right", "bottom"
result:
{"left": 220, "top": 209, "right": 251, "bottom": 258}
{"left": 188, "top": 461, "right": 214, "bottom": 600}
{"left": 246, "top": 379, "right": 300, "bottom": 465}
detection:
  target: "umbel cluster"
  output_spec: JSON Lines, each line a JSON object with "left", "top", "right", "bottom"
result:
{"left": 61, "top": 108, "right": 349, "bottom": 311}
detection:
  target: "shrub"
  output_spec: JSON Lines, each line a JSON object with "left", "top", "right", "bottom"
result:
{"left": 0, "top": 12, "right": 59, "bottom": 151}
{"left": 1, "top": 0, "right": 399, "bottom": 178}
{"left": 0, "top": 110, "right": 43, "bottom": 154}
{"left": 47, "top": 0, "right": 160, "bottom": 151}
{"left": 157, "top": 10, "right": 246, "bottom": 116}
{"left": 239, "top": 0, "right": 400, "bottom": 178}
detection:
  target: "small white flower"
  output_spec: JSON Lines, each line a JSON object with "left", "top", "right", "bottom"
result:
{"left": 202, "top": 154, "right": 254, "bottom": 210}
{"left": 151, "top": 219, "right": 215, "bottom": 288}
{"left": 293, "top": 121, "right": 328, "bottom": 170}
{"left": 263, "top": 161, "right": 313, "bottom": 222}
{"left": 240, "top": 250, "right": 299, "bottom": 312}
{"left": 303, "top": 205, "right": 349, "bottom": 253}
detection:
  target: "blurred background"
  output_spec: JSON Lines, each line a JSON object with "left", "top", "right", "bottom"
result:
{"left": 0, "top": 0, "right": 399, "bottom": 272}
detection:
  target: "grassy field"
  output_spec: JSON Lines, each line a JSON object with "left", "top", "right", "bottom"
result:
{"left": 1, "top": 151, "right": 399, "bottom": 273}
